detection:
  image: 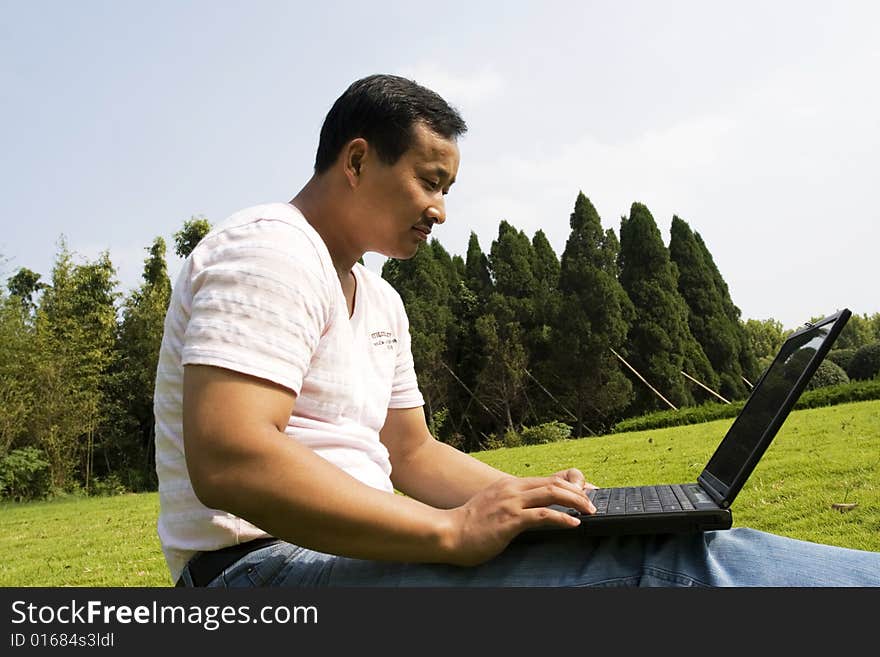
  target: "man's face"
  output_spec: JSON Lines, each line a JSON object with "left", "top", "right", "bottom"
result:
{"left": 357, "top": 122, "right": 460, "bottom": 260}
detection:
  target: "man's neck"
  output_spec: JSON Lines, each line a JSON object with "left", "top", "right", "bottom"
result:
{"left": 290, "top": 176, "right": 360, "bottom": 281}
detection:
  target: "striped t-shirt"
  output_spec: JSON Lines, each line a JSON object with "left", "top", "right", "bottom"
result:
{"left": 154, "top": 202, "right": 424, "bottom": 582}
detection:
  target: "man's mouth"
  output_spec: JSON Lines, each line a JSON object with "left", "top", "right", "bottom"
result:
{"left": 412, "top": 225, "right": 432, "bottom": 239}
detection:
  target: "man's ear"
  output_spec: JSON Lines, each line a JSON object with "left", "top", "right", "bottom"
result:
{"left": 343, "top": 138, "right": 368, "bottom": 188}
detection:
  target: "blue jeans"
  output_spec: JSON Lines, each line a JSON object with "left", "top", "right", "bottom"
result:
{"left": 189, "top": 528, "right": 880, "bottom": 587}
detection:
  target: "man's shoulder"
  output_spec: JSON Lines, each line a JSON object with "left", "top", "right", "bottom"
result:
{"left": 196, "top": 202, "right": 331, "bottom": 273}
{"left": 210, "top": 202, "right": 316, "bottom": 240}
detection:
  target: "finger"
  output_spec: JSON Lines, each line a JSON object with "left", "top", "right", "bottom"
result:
{"left": 520, "top": 474, "right": 589, "bottom": 496}
{"left": 556, "top": 468, "right": 586, "bottom": 488}
{"left": 520, "top": 505, "right": 582, "bottom": 530}
{"left": 519, "top": 481, "right": 596, "bottom": 514}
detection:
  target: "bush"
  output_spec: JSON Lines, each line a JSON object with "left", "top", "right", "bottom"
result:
{"left": 89, "top": 473, "right": 128, "bottom": 496}
{"left": 847, "top": 342, "right": 880, "bottom": 381}
{"left": 521, "top": 421, "right": 572, "bottom": 445}
{"left": 806, "top": 360, "right": 849, "bottom": 390}
{"left": 0, "top": 447, "right": 52, "bottom": 502}
{"left": 826, "top": 348, "right": 857, "bottom": 373}
{"left": 611, "top": 379, "right": 880, "bottom": 433}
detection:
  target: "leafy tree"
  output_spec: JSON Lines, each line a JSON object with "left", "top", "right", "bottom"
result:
{"left": 174, "top": 216, "right": 212, "bottom": 258}
{"left": 617, "top": 203, "right": 715, "bottom": 414}
{"left": 553, "top": 192, "right": 634, "bottom": 434}
{"left": 742, "top": 318, "right": 786, "bottom": 375}
{"left": 7, "top": 267, "right": 47, "bottom": 313}
{"left": 0, "top": 291, "right": 35, "bottom": 458}
{"left": 836, "top": 313, "right": 877, "bottom": 350}
{"left": 29, "top": 240, "right": 119, "bottom": 492}
{"left": 110, "top": 237, "right": 173, "bottom": 490}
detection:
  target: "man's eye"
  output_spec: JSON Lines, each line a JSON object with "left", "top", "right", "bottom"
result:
{"left": 422, "top": 178, "right": 440, "bottom": 190}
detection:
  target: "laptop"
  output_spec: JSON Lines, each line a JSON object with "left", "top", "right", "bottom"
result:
{"left": 525, "top": 308, "right": 851, "bottom": 538}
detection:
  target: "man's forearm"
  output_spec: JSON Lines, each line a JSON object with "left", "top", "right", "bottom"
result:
{"left": 195, "top": 427, "right": 459, "bottom": 563}
{"left": 390, "top": 437, "right": 511, "bottom": 508}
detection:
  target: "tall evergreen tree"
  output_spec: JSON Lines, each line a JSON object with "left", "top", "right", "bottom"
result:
{"left": 693, "top": 232, "right": 759, "bottom": 382}
{"left": 553, "top": 192, "right": 634, "bottom": 434}
{"left": 525, "top": 229, "right": 562, "bottom": 423}
{"left": 381, "top": 242, "right": 455, "bottom": 431}
{"left": 669, "top": 216, "right": 745, "bottom": 400}
{"left": 464, "top": 232, "right": 492, "bottom": 303}
{"left": 480, "top": 221, "right": 538, "bottom": 430}
{"left": 617, "top": 203, "right": 715, "bottom": 414}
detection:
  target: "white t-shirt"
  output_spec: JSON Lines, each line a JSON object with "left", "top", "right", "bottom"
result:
{"left": 154, "top": 202, "right": 424, "bottom": 581}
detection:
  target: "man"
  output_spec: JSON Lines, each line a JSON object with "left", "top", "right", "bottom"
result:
{"left": 157, "top": 74, "right": 880, "bottom": 587}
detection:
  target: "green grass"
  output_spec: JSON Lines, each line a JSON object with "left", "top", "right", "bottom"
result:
{"left": 2, "top": 400, "right": 878, "bottom": 586}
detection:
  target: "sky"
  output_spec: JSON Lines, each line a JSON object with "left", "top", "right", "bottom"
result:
{"left": 1, "top": 1, "right": 878, "bottom": 330}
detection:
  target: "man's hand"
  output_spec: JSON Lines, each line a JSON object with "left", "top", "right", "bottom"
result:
{"left": 443, "top": 473, "right": 596, "bottom": 567}
{"left": 552, "top": 467, "right": 598, "bottom": 494}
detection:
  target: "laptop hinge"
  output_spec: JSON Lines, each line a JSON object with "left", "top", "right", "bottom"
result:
{"left": 698, "top": 473, "right": 729, "bottom": 508}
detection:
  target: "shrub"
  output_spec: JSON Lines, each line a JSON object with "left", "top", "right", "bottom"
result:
{"left": 520, "top": 421, "right": 572, "bottom": 445}
{"left": 610, "top": 379, "right": 880, "bottom": 433}
{"left": 0, "top": 447, "right": 52, "bottom": 502}
{"left": 806, "top": 360, "right": 849, "bottom": 390}
{"left": 826, "top": 348, "right": 856, "bottom": 373}
{"left": 847, "top": 342, "right": 880, "bottom": 380}
{"left": 89, "top": 473, "right": 128, "bottom": 496}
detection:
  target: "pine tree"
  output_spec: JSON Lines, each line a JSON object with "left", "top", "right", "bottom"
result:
{"left": 525, "top": 229, "right": 562, "bottom": 423}
{"left": 479, "top": 221, "right": 538, "bottom": 431}
{"left": 693, "top": 232, "right": 759, "bottom": 383}
{"left": 553, "top": 193, "right": 634, "bottom": 434}
{"left": 381, "top": 242, "right": 455, "bottom": 432}
{"left": 617, "top": 203, "right": 715, "bottom": 414}
{"left": 669, "top": 216, "right": 745, "bottom": 400}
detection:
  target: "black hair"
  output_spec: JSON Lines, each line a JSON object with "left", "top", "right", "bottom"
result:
{"left": 314, "top": 74, "right": 467, "bottom": 174}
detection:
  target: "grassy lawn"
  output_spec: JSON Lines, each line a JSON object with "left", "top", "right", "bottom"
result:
{"left": 1, "top": 399, "right": 877, "bottom": 587}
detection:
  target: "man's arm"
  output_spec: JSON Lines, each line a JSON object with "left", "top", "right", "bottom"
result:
{"left": 184, "top": 364, "right": 593, "bottom": 567}
{"left": 380, "top": 407, "right": 595, "bottom": 509}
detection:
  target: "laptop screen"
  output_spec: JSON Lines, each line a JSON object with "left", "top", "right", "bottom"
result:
{"left": 702, "top": 312, "right": 846, "bottom": 493}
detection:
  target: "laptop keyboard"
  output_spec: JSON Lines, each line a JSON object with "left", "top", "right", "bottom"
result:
{"left": 588, "top": 484, "right": 708, "bottom": 515}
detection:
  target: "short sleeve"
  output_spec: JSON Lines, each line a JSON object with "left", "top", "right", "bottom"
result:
{"left": 181, "top": 220, "right": 334, "bottom": 395}
{"left": 388, "top": 293, "right": 425, "bottom": 409}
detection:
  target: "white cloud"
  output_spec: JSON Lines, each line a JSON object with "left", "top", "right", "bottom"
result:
{"left": 397, "top": 64, "right": 505, "bottom": 113}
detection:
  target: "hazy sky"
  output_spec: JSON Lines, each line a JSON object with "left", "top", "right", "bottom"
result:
{"left": 2, "top": 1, "right": 878, "bottom": 330}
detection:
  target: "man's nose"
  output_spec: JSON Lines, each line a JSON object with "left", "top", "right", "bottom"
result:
{"left": 426, "top": 198, "right": 446, "bottom": 225}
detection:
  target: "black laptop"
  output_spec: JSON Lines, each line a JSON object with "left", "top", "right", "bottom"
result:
{"left": 528, "top": 308, "right": 851, "bottom": 538}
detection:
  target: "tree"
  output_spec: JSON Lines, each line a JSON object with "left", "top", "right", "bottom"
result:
{"left": 669, "top": 216, "right": 746, "bottom": 400}
{"left": 835, "top": 313, "right": 877, "bottom": 350}
{"left": 742, "top": 318, "right": 786, "bottom": 375}
{"left": 617, "top": 203, "right": 716, "bottom": 414}
{"left": 110, "top": 237, "right": 173, "bottom": 490}
{"left": 381, "top": 241, "right": 456, "bottom": 431}
{"left": 552, "top": 192, "right": 634, "bottom": 434}
{"left": 525, "top": 229, "right": 562, "bottom": 423}
{"left": 174, "top": 216, "right": 212, "bottom": 258}
{"left": 693, "top": 232, "right": 758, "bottom": 382}
{"left": 7, "top": 267, "right": 47, "bottom": 313}
{"left": 480, "top": 221, "right": 538, "bottom": 430}
{"left": 29, "top": 240, "right": 119, "bottom": 492}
